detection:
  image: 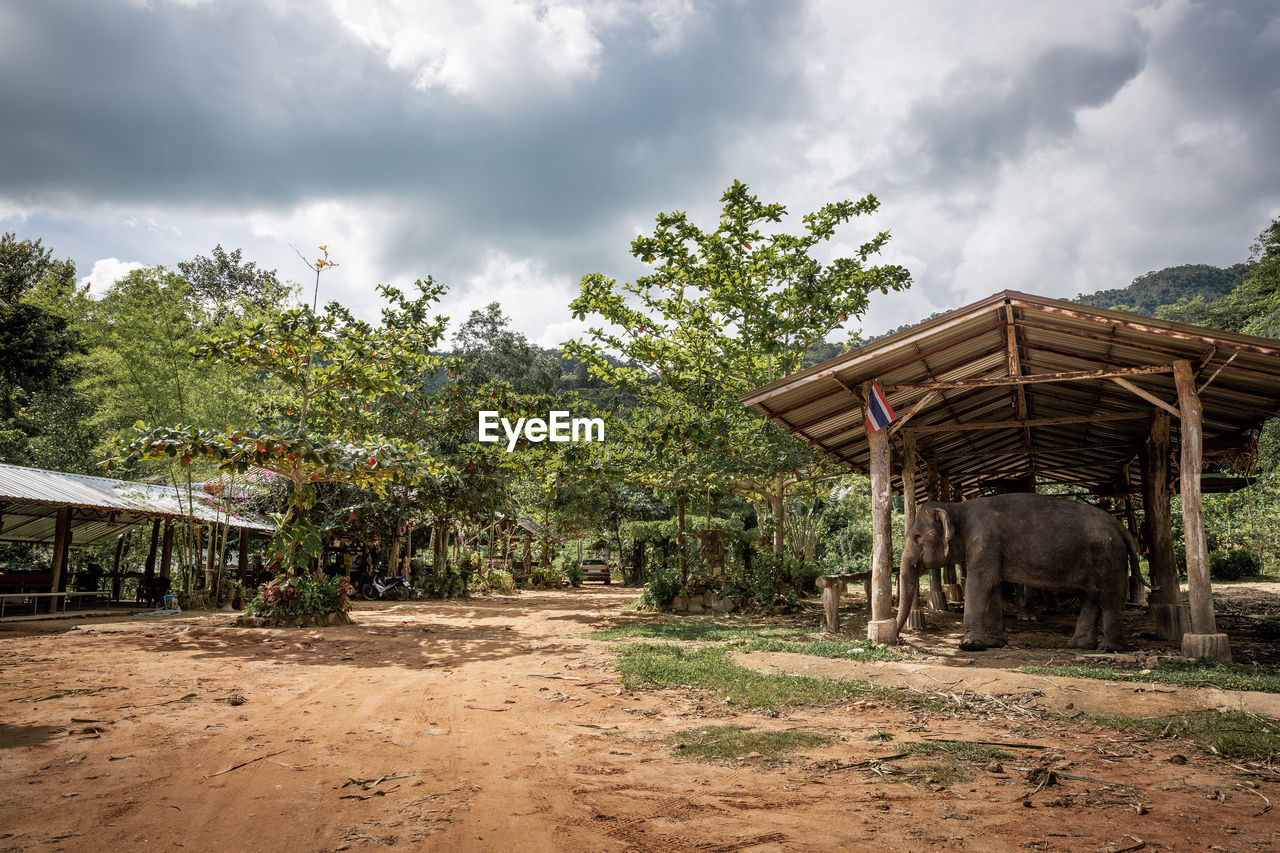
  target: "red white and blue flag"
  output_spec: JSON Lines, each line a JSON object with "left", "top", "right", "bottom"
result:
{"left": 864, "top": 381, "right": 896, "bottom": 433}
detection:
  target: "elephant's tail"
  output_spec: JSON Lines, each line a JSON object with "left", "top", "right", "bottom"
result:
{"left": 1120, "top": 527, "right": 1157, "bottom": 592}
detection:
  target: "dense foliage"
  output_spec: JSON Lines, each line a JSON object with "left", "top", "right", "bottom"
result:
{"left": 2, "top": 202, "right": 1278, "bottom": 619}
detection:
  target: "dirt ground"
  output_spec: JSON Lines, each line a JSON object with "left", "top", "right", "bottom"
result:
{"left": 2, "top": 587, "right": 1278, "bottom": 852}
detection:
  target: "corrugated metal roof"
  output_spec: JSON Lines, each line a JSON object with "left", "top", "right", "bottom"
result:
{"left": 741, "top": 290, "right": 1280, "bottom": 497}
{"left": 0, "top": 463, "right": 276, "bottom": 546}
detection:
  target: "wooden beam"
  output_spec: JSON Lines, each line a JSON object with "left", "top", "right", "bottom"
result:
{"left": 865, "top": 381, "right": 896, "bottom": 645}
{"left": 143, "top": 519, "right": 160, "bottom": 580}
{"left": 1013, "top": 316, "right": 1187, "bottom": 359}
{"left": 888, "top": 390, "right": 941, "bottom": 436}
{"left": 159, "top": 520, "right": 174, "bottom": 580}
{"left": 882, "top": 364, "right": 1174, "bottom": 392}
{"left": 1005, "top": 304, "right": 1033, "bottom": 452}
{"left": 1109, "top": 376, "right": 1181, "bottom": 419}
{"left": 740, "top": 315, "right": 1005, "bottom": 408}
{"left": 1018, "top": 300, "right": 1280, "bottom": 358}
{"left": 47, "top": 505, "right": 71, "bottom": 613}
{"left": 1198, "top": 351, "right": 1239, "bottom": 394}
{"left": 933, "top": 443, "right": 1130, "bottom": 459}
{"left": 1173, "top": 359, "right": 1230, "bottom": 660}
{"left": 903, "top": 410, "right": 1148, "bottom": 434}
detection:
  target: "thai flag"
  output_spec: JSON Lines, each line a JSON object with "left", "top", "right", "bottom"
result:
{"left": 864, "top": 381, "right": 896, "bottom": 432}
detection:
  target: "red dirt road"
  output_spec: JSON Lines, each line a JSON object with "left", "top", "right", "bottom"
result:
{"left": 1, "top": 588, "right": 1277, "bottom": 852}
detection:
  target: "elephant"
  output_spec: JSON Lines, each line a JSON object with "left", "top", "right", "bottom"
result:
{"left": 895, "top": 493, "right": 1141, "bottom": 651}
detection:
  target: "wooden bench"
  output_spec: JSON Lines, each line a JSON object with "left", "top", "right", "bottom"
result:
{"left": 0, "top": 591, "right": 112, "bottom": 619}
{"left": 815, "top": 572, "right": 873, "bottom": 633}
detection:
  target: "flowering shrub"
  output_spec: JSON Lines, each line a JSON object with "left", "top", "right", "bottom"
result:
{"left": 246, "top": 571, "right": 353, "bottom": 619}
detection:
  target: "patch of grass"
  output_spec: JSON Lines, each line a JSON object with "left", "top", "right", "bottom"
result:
{"left": 613, "top": 642, "right": 941, "bottom": 712}
{"left": 1091, "top": 711, "right": 1280, "bottom": 762}
{"left": 740, "top": 636, "right": 911, "bottom": 662}
{"left": 904, "top": 740, "right": 1012, "bottom": 762}
{"left": 903, "top": 742, "right": 1012, "bottom": 786}
{"left": 669, "top": 725, "right": 831, "bottom": 762}
{"left": 589, "top": 622, "right": 802, "bottom": 642}
{"left": 590, "top": 622, "right": 914, "bottom": 662}
{"left": 1017, "top": 660, "right": 1280, "bottom": 694}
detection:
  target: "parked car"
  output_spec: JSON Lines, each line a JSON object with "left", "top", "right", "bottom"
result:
{"left": 579, "top": 557, "right": 612, "bottom": 584}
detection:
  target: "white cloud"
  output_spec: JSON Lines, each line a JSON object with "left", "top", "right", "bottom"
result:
{"left": 80, "top": 258, "right": 146, "bottom": 297}
{"left": 437, "top": 251, "right": 580, "bottom": 348}
{"left": 328, "top": 0, "right": 603, "bottom": 104}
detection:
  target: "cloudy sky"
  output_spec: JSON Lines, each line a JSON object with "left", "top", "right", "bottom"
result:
{"left": 2, "top": 0, "right": 1278, "bottom": 346}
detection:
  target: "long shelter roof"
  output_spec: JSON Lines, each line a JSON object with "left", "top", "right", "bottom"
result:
{"left": 0, "top": 462, "right": 276, "bottom": 546}
{"left": 741, "top": 291, "right": 1280, "bottom": 497}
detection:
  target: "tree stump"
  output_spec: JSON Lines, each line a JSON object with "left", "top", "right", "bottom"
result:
{"left": 926, "top": 569, "right": 948, "bottom": 612}
{"left": 1151, "top": 602, "right": 1190, "bottom": 642}
{"left": 1181, "top": 632, "right": 1231, "bottom": 661}
{"left": 867, "top": 619, "right": 897, "bottom": 645}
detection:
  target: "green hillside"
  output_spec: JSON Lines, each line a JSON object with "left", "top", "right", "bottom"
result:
{"left": 1073, "top": 263, "right": 1250, "bottom": 315}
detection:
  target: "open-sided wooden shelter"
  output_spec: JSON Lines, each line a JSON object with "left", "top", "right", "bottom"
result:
{"left": 0, "top": 462, "right": 275, "bottom": 609}
{"left": 742, "top": 291, "right": 1280, "bottom": 659}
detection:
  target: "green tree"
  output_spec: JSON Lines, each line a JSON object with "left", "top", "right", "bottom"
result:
{"left": 452, "top": 302, "right": 560, "bottom": 394}
{"left": 0, "top": 233, "right": 96, "bottom": 470}
{"left": 564, "top": 180, "right": 910, "bottom": 559}
{"left": 78, "top": 267, "right": 263, "bottom": 451}
{"left": 108, "top": 270, "right": 453, "bottom": 576}
{"left": 178, "top": 244, "right": 292, "bottom": 319}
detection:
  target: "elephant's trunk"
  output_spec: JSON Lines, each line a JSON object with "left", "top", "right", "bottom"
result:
{"left": 895, "top": 555, "right": 919, "bottom": 635}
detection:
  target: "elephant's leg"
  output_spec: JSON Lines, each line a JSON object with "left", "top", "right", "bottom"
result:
{"left": 1098, "top": 585, "right": 1127, "bottom": 651}
{"left": 959, "top": 562, "right": 1005, "bottom": 651}
{"left": 1069, "top": 598, "right": 1100, "bottom": 649}
{"left": 1017, "top": 584, "right": 1037, "bottom": 621}
{"left": 986, "top": 584, "right": 1007, "bottom": 643}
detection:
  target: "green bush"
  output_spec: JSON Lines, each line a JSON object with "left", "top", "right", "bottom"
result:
{"left": 727, "top": 551, "right": 781, "bottom": 606}
{"left": 246, "top": 571, "right": 353, "bottom": 619}
{"left": 640, "top": 564, "right": 682, "bottom": 609}
{"left": 554, "top": 550, "right": 584, "bottom": 587}
{"left": 528, "top": 565, "right": 566, "bottom": 588}
{"left": 471, "top": 568, "right": 517, "bottom": 596}
{"left": 1209, "top": 549, "right": 1262, "bottom": 581}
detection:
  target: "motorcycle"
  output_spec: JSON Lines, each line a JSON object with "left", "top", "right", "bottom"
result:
{"left": 361, "top": 573, "right": 413, "bottom": 601}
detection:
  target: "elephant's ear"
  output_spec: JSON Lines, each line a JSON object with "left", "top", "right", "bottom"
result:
{"left": 934, "top": 506, "right": 953, "bottom": 545}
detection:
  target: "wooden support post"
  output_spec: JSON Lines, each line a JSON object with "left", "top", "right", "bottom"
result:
{"left": 902, "top": 434, "right": 924, "bottom": 631}
{"left": 1173, "top": 360, "right": 1231, "bottom": 660}
{"left": 939, "top": 476, "right": 962, "bottom": 604}
{"left": 111, "top": 534, "right": 126, "bottom": 602}
{"left": 237, "top": 527, "right": 249, "bottom": 581}
{"left": 1141, "top": 410, "right": 1187, "bottom": 640}
{"left": 924, "top": 456, "right": 947, "bottom": 612}
{"left": 143, "top": 519, "right": 160, "bottom": 580}
{"left": 817, "top": 576, "right": 846, "bottom": 633}
{"left": 159, "top": 520, "right": 174, "bottom": 580}
{"left": 1121, "top": 489, "right": 1147, "bottom": 607}
{"left": 47, "top": 506, "right": 71, "bottom": 612}
{"left": 865, "top": 381, "right": 897, "bottom": 645}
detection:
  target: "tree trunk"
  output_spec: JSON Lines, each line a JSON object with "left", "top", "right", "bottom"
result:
{"left": 388, "top": 524, "right": 402, "bottom": 577}
{"left": 676, "top": 493, "right": 687, "bottom": 585}
{"left": 865, "top": 381, "right": 895, "bottom": 644}
{"left": 143, "top": 519, "right": 160, "bottom": 581}
{"left": 771, "top": 472, "right": 785, "bottom": 559}
{"left": 1173, "top": 360, "right": 1230, "bottom": 659}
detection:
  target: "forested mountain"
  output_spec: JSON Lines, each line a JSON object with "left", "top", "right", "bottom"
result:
{"left": 1073, "top": 263, "right": 1250, "bottom": 315}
